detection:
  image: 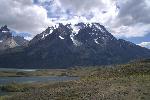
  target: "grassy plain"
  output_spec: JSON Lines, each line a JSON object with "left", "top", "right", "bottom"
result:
{"left": 0, "top": 59, "right": 150, "bottom": 100}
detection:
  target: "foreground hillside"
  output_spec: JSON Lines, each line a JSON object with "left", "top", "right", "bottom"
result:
{"left": 1, "top": 59, "right": 150, "bottom": 100}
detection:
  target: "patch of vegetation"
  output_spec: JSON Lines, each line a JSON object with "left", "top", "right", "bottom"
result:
{"left": 2, "top": 59, "right": 150, "bottom": 100}
{"left": 0, "top": 83, "right": 28, "bottom": 92}
{"left": 6, "top": 75, "right": 150, "bottom": 100}
{"left": 0, "top": 96, "right": 9, "bottom": 100}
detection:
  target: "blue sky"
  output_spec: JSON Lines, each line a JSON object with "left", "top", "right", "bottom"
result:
{"left": 122, "top": 33, "right": 150, "bottom": 44}
{"left": 0, "top": 0, "right": 149, "bottom": 48}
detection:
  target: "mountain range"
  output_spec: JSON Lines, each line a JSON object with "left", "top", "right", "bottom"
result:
{"left": 0, "top": 23, "right": 149, "bottom": 68}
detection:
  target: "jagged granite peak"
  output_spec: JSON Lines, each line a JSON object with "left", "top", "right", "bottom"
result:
{"left": 29, "top": 23, "right": 72, "bottom": 45}
{"left": 0, "top": 23, "right": 150, "bottom": 68}
{"left": 0, "top": 38, "right": 19, "bottom": 50}
{"left": 73, "top": 23, "right": 117, "bottom": 46}
{"left": 29, "top": 26, "right": 54, "bottom": 45}
{"left": 0, "top": 25, "right": 12, "bottom": 40}
{"left": 29, "top": 22, "right": 116, "bottom": 47}
{"left": 0, "top": 25, "right": 10, "bottom": 32}
{"left": 0, "top": 25, "right": 29, "bottom": 50}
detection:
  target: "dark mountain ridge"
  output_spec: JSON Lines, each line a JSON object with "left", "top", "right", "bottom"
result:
{"left": 0, "top": 23, "right": 149, "bottom": 68}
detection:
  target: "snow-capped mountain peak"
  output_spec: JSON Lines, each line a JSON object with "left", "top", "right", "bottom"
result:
{"left": 1, "top": 23, "right": 150, "bottom": 68}
{"left": 41, "top": 26, "right": 54, "bottom": 39}
{"left": 30, "top": 22, "right": 117, "bottom": 47}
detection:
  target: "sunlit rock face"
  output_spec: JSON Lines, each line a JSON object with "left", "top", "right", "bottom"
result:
{"left": 0, "top": 25, "right": 29, "bottom": 50}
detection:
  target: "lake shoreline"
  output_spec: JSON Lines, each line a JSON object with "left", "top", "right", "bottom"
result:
{"left": 0, "top": 68, "right": 70, "bottom": 77}
{"left": 0, "top": 76, "right": 79, "bottom": 97}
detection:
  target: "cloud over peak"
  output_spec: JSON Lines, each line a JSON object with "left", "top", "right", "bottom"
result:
{"left": 0, "top": 0, "right": 53, "bottom": 36}
{"left": 0, "top": 0, "right": 150, "bottom": 41}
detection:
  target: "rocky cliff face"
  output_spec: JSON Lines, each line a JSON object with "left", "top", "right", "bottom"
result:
{"left": 0, "top": 25, "right": 28, "bottom": 50}
{"left": 0, "top": 23, "right": 149, "bottom": 68}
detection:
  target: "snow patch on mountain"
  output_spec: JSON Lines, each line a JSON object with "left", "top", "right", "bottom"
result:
{"left": 71, "top": 38, "right": 82, "bottom": 46}
{"left": 42, "top": 29, "right": 53, "bottom": 39}
{"left": 94, "top": 38, "right": 99, "bottom": 44}
{"left": 71, "top": 25, "right": 80, "bottom": 34}
{"left": 70, "top": 34, "right": 82, "bottom": 46}
{"left": 54, "top": 24, "right": 59, "bottom": 29}
{"left": 2, "top": 30, "right": 9, "bottom": 33}
{"left": 59, "top": 36, "right": 65, "bottom": 39}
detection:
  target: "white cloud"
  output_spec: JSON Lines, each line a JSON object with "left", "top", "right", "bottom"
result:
{"left": 0, "top": 0, "right": 150, "bottom": 39}
{"left": 111, "top": 23, "right": 150, "bottom": 38}
{"left": 55, "top": 0, "right": 117, "bottom": 24}
{"left": 108, "top": 0, "right": 150, "bottom": 38}
{"left": 138, "top": 42, "right": 150, "bottom": 49}
{"left": 58, "top": 0, "right": 104, "bottom": 14}
{"left": 0, "top": 0, "right": 53, "bottom": 37}
{"left": 52, "top": 0, "right": 150, "bottom": 38}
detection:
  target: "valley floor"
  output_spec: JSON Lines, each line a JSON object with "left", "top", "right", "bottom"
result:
{"left": 0, "top": 59, "right": 150, "bottom": 100}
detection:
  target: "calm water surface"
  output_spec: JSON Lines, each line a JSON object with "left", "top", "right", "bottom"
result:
{"left": 0, "top": 76, "right": 79, "bottom": 96}
{"left": 0, "top": 76, "right": 79, "bottom": 85}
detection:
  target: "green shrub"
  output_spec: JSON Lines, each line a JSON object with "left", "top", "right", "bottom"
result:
{"left": 0, "top": 83, "right": 29, "bottom": 92}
